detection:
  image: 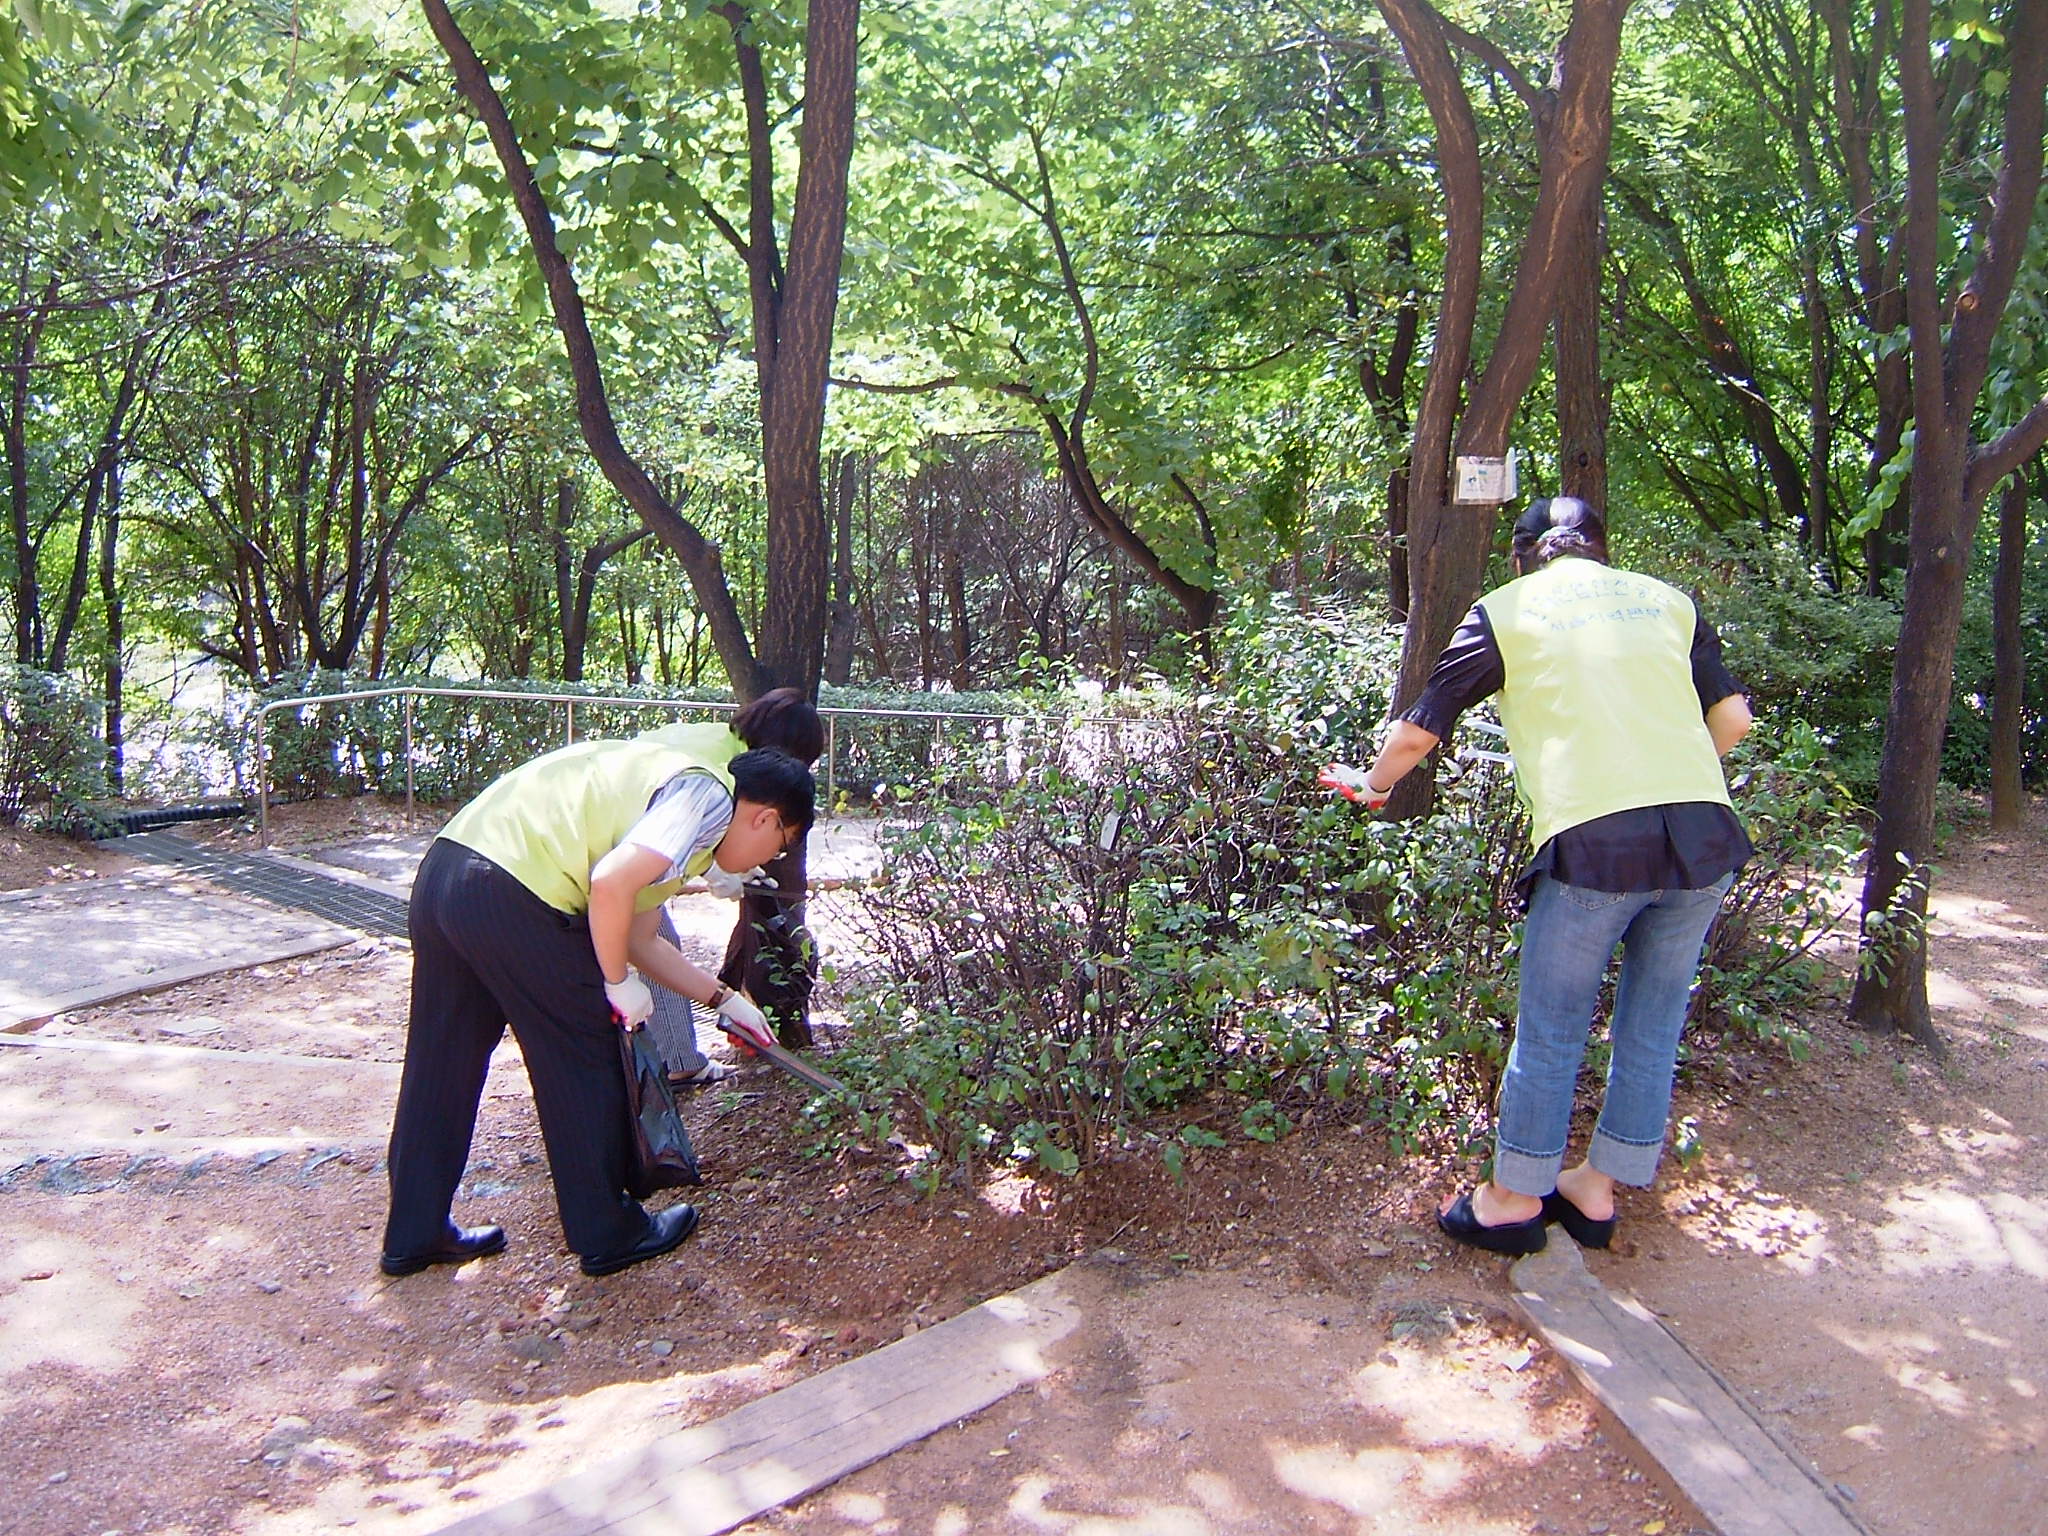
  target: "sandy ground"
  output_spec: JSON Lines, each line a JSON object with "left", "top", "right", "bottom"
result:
{"left": 3, "top": 796, "right": 2044, "bottom": 1535}
{"left": 1599, "top": 818, "right": 2048, "bottom": 1536}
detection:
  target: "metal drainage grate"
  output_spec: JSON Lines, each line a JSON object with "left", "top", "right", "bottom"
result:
{"left": 114, "top": 831, "right": 410, "bottom": 938}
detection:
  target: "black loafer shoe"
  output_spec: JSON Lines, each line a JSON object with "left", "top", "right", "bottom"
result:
{"left": 1542, "top": 1189, "right": 1618, "bottom": 1249}
{"left": 580, "top": 1204, "right": 700, "bottom": 1278}
{"left": 380, "top": 1223, "right": 507, "bottom": 1277}
{"left": 1435, "top": 1190, "right": 1548, "bottom": 1255}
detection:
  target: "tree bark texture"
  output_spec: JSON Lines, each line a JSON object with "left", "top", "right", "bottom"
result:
{"left": 1553, "top": 188, "right": 1608, "bottom": 511}
{"left": 753, "top": 0, "right": 859, "bottom": 696}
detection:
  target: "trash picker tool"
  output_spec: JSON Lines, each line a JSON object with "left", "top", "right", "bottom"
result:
{"left": 718, "top": 1011, "right": 858, "bottom": 1101}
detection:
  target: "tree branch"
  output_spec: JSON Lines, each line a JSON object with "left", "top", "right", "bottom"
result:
{"left": 1435, "top": 12, "right": 1546, "bottom": 117}
{"left": 419, "top": 0, "right": 760, "bottom": 693}
{"left": 1968, "top": 391, "right": 2048, "bottom": 502}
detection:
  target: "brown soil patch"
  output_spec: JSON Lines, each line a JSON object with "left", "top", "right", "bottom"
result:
{"left": 194, "top": 795, "right": 452, "bottom": 853}
{"left": 0, "top": 825, "right": 137, "bottom": 891}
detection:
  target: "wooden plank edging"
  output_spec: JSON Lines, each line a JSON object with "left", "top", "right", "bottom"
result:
{"left": 1509, "top": 1238, "right": 1871, "bottom": 1536}
{"left": 434, "top": 1265, "right": 1084, "bottom": 1536}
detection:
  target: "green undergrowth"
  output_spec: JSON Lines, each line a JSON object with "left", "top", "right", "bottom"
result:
{"left": 809, "top": 603, "right": 1866, "bottom": 1190}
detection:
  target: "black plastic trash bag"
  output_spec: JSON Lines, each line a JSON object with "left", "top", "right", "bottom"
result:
{"left": 618, "top": 1021, "right": 702, "bottom": 1196}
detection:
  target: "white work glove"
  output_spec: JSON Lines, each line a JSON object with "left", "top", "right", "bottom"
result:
{"left": 703, "top": 862, "right": 766, "bottom": 900}
{"left": 1319, "top": 763, "right": 1392, "bottom": 810}
{"left": 604, "top": 970, "right": 654, "bottom": 1028}
{"left": 714, "top": 988, "right": 773, "bottom": 1052}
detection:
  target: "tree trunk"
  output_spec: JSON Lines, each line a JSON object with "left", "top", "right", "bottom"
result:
{"left": 1554, "top": 189, "right": 1608, "bottom": 511}
{"left": 1849, "top": 429, "right": 1976, "bottom": 1048}
{"left": 1989, "top": 466, "right": 2033, "bottom": 831}
{"left": 1378, "top": 0, "right": 1631, "bottom": 817}
{"left": 1850, "top": 0, "right": 2048, "bottom": 1043}
{"left": 554, "top": 479, "right": 587, "bottom": 681}
{"left": 823, "top": 450, "right": 860, "bottom": 685}
{"left": 1818, "top": 0, "right": 1913, "bottom": 595}
{"left": 761, "top": 0, "right": 858, "bottom": 697}
{"left": 49, "top": 312, "right": 161, "bottom": 674}
{"left": 423, "top": 0, "right": 769, "bottom": 696}
{"left": 1619, "top": 183, "right": 1803, "bottom": 533}
{"left": 99, "top": 461, "right": 125, "bottom": 795}
{"left": 4, "top": 272, "right": 58, "bottom": 667}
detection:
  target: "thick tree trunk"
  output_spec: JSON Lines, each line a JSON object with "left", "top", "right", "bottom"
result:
{"left": 1848, "top": 431, "right": 1976, "bottom": 1048}
{"left": 746, "top": 0, "right": 860, "bottom": 697}
{"left": 1989, "top": 467, "right": 2033, "bottom": 831}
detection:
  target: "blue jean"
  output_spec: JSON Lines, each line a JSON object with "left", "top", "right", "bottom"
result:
{"left": 1493, "top": 871, "right": 1735, "bottom": 1195}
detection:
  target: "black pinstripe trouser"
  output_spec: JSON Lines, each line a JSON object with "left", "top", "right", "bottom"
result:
{"left": 382, "top": 838, "right": 649, "bottom": 1262}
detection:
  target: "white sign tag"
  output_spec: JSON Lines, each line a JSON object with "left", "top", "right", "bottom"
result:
{"left": 1453, "top": 453, "right": 1518, "bottom": 504}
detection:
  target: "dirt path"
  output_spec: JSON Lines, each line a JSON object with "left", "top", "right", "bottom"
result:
{"left": 4, "top": 798, "right": 2044, "bottom": 1535}
{"left": 1593, "top": 807, "right": 2048, "bottom": 1536}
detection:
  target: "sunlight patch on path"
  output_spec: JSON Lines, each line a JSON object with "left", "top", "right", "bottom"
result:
{"left": 1871, "top": 1185, "right": 2048, "bottom": 1279}
{"left": 0, "top": 1234, "right": 143, "bottom": 1388}
{"left": 244, "top": 1358, "right": 806, "bottom": 1536}
{"left": 1662, "top": 1179, "right": 1833, "bottom": 1274}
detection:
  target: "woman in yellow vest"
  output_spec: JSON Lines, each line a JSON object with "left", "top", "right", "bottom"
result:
{"left": 636, "top": 688, "right": 827, "bottom": 1087}
{"left": 379, "top": 737, "right": 813, "bottom": 1279}
{"left": 1352, "top": 498, "right": 1753, "bottom": 1254}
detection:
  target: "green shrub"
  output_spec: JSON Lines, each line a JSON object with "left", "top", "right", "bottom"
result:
{"left": 0, "top": 666, "right": 108, "bottom": 831}
{"left": 822, "top": 598, "right": 1865, "bottom": 1185}
{"left": 1653, "top": 544, "right": 1898, "bottom": 800}
{"left": 1694, "top": 717, "right": 1868, "bottom": 1054}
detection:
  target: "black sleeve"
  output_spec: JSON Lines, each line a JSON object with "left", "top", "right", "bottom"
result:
{"left": 1399, "top": 604, "right": 1505, "bottom": 739}
{"left": 1690, "top": 613, "right": 1745, "bottom": 713}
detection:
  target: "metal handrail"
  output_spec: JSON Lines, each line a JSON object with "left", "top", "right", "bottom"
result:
{"left": 250, "top": 684, "right": 1164, "bottom": 846}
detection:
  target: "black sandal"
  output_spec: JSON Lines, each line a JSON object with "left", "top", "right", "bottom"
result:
{"left": 1435, "top": 1190, "right": 1549, "bottom": 1255}
{"left": 1542, "top": 1189, "right": 1617, "bottom": 1249}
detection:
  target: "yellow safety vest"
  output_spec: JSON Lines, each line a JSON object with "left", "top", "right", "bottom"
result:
{"left": 1484, "top": 560, "right": 1732, "bottom": 850}
{"left": 440, "top": 734, "right": 738, "bottom": 915}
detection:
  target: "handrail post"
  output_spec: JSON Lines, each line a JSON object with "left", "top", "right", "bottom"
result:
{"left": 825, "top": 714, "right": 837, "bottom": 809}
{"left": 404, "top": 692, "right": 415, "bottom": 817}
{"left": 256, "top": 705, "right": 269, "bottom": 848}
{"left": 565, "top": 699, "right": 575, "bottom": 746}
